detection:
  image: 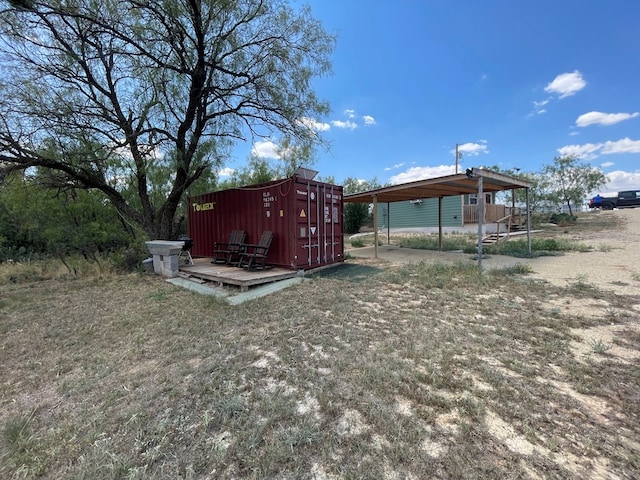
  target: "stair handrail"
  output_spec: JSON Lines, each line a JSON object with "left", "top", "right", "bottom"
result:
{"left": 493, "top": 214, "right": 513, "bottom": 243}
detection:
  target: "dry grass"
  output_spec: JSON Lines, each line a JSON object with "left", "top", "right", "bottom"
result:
{"left": 1, "top": 215, "right": 640, "bottom": 479}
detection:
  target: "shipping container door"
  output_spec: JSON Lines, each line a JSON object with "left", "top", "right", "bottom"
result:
{"left": 322, "top": 184, "right": 343, "bottom": 264}
{"left": 295, "top": 181, "right": 320, "bottom": 267}
{"left": 294, "top": 181, "right": 344, "bottom": 268}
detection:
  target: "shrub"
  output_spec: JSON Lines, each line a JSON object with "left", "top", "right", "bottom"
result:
{"left": 350, "top": 238, "right": 365, "bottom": 248}
{"left": 548, "top": 213, "right": 577, "bottom": 226}
{"left": 397, "top": 235, "right": 472, "bottom": 251}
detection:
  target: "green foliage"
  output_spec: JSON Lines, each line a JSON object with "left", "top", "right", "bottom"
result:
{"left": 490, "top": 263, "right": 533, "bottom": 275}
{"left": 543, "top": 155, "right": 608, "bottom": 215}
{"left": 386, "top": 261, "right": 484, "bottom": 289}
{"left": 589, "top": 338, "right": 612, "bottom": 354}
{"left": 393, "top": 233, "right": 590, "bottom": 258}
{"left": 2, "top": 410, "right": 44, "bottom": 476}
{"left": 489, "top": 158, "right": 607, "bottom": 215}
{"left": 477, "top": 237, "right": 590, "bottom": 257}
{"left": 217, "top": 155, "right": 277, "bottom": 189}
{"left": 487, "top": 166, "right": 551, "bottom": 213}
{"left": 350, "top": 238, "right": 365, "bottom": 248}
{"left": 548, "top": 212, "right": 577, "bottom": 225}
{"left": 0, "top": 0, "right": 335, "bottom": 239}
{"left": 216, "top": 136, "right": 320, "bottom": 189}
{"left": 0, "top": 174, "right": 142, "bottom": 265}
{"left": 344, "top": 203, "right": 369, "bottom": 234}
{"left": 0, "top": 255, "right": 128, "bottom": 285}
{"left": 529, "top": 213, "right": 550, "bottom": 228}
{"left": 342, "top": 177, "right": 382, "bottom": 234}
{"left": 397, "top": 235, "right": 471, "bottom": 251}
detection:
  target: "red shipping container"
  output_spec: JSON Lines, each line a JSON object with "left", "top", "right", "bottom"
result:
{"left": 187, "top": 175, "right": 344, "bottom": 270}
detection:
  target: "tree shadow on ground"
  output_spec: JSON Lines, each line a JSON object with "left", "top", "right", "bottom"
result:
{"left": 309, "top": 262, "right": 383, "bottom": 283}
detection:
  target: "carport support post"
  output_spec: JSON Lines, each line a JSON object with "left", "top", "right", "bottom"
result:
{"left": 387, "top": 202, "right": 391, "bottom": 245}
{"left": 477, "top": 175, "right": 484, "bottom": 269}
{"left": 438, "top": 196, "right": 443, "bottom": 250}
{"left": 526, "top": 187, "right": 532, "bottom": 255}
{"left": 373, "top": 194, "right": 378, "bottom": 259}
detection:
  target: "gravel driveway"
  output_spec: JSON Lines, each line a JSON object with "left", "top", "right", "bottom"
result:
{"left": 525, "top": 208, "right": 640, "bottom": 294}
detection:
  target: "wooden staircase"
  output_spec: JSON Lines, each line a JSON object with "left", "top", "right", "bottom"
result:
{"left": 508, "top": 207, "right": 528, "bottom": 232}
{"left": 481, "top": 232, "right": 510, "bottom": 245}
{"left": 480, "top": 207, "right": 529, "bottom": 245}
{"left": 480, "top": 208, "right": 527, "bottom": 245}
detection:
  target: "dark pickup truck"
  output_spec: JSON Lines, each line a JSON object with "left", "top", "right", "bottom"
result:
{"left": 589, "top": 190, "right": 640, "bottom": 210}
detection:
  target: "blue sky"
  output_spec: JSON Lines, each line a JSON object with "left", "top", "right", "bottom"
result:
{"left": 226, "top": 0, "right": 640, "bottom": 195}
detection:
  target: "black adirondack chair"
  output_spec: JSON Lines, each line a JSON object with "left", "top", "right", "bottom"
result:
{"left": 237, "top": 231, "right": 273, "bottom": 270}
{"left": 212, "top": 230, "right": 246, "bottom": 265}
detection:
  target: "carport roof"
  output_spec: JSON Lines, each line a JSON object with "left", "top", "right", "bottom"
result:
{"left": 344, "top": 168, "right": 531, "bottom": 203}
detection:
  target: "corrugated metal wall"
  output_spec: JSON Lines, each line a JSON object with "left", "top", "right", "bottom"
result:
{"left": 378, "top": 196, "right": 463, "bottom": 228}
{"left": 187, "top": 176, "right": 344, "bottom": 270}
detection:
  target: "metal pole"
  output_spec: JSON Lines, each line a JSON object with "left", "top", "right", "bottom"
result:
{"left": 438, "top": 196, "right": 443, "bottom": 250}
{"left": 387, "top": 202, "right": 391, "bottom": 245}
{"left": 477, "top": 176, "right": 484, "bottom": 269}
{"left": 373, "top": 194, "right": 378, "bottom": 259}
{"left": 526, "top": 187, "right": 532, "bottom": 255}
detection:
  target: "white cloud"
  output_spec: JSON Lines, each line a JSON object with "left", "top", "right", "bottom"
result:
{"left": 453, "top": 141, "right": 489, "bottom": 156}
{"left": 252, "top": 140, "right": 280, "bottom": 159}
{"left": 601, "top": 137, "right": 640, "bottom": 154}
{"left": 299, "top": 116, "right": 330, "bottom": 131}
{"left": 558, "top": 137, "right": 640, "bottom": 160}
{"left": 389, "top": 165, "right": 457, "bottom": 185}
{"left": 331, "top": 120, "right": 358, "bottom": 130}
{"left": 384, "top": 162, "right": 405, "bottom": 171}
{"left": 544, "top": 70, "right": 586, "bottom": 98}
{"left": 217, "top": 167, "right": 235, "bottom": 177}
{"left": 533, "top": 99, "right": 549, "bottom": 115}
{"left": 557, "top": 142, "right": 602, "bottom": 160}
{"left": 600, "top": 161, "right": 615, "bottom": 168}
{"left": 331, "top": 109, "right": 376, "bottom": 129}
{"left": 600, "top": 170, "right": 640, "bottom": 195}
{"left": 576, "top": 111, "right": 639, "bottom": 127}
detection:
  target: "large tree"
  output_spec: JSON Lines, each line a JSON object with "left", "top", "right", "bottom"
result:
{"left": 486, "top": 165, "right": 551, "bottom": 214}
{"left": 342, "top": 177, "right": 381, "bottom": 234}
{"left": 543, "top": 155, "right": 607, "bottom": 215}
{"left": 0, "top": 0, "right": 334, "bottom": 239}
{"left": 218, "top": 135, "right": 318, "bottom": 189}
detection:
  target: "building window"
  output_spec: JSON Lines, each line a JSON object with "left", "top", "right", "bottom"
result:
{"left": 469, "top": 193, "right": 492, "bottom": 205}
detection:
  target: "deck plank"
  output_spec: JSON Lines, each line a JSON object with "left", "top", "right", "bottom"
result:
{"left": 179, "top": 258, "right": 298, "bottom": 291}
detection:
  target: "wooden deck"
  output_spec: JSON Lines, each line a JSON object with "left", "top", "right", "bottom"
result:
{"left": 179, "top": 258, "right": 299, "bottom": 292}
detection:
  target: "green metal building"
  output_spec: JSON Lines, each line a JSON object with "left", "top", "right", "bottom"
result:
{"left": 377, "top": 196, "right": 464, "bottom": 228}
{"left": 377, "top": 192, "right": 500, "bottom": 229}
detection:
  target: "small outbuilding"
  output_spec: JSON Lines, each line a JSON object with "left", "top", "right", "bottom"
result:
{"left": 187, "top": 169, "right": 344, "bottom": 270}
{"left": 344, "top": 167, "right": 532, "bottom": 267}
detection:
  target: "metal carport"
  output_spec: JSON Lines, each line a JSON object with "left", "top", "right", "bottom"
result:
{"left": 343, "top": 167, "right": 532, "bottom": 268}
